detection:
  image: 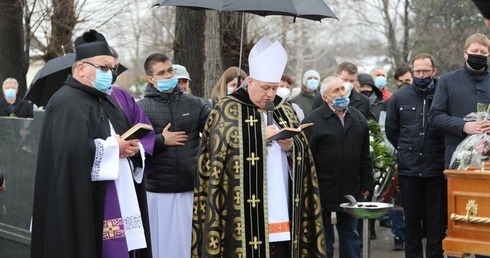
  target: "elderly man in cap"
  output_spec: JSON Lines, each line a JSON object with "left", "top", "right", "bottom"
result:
{"left": 31, "top": 29, "right": 152, "bottom": 258}
{"left": 191, "top": 36, "right": 326, "bottom": 257}
{"left": 172, "top": 64, "right": 191, "bottom": 94}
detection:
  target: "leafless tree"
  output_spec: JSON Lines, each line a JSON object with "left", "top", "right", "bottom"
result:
{"left": 0, "top": 0, "right": 27, "bottom": 97}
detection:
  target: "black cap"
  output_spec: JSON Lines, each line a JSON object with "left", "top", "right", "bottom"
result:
{"left": 358, "top": 73, "right": 375, "bottom": 88}
{"left": 75, "top": 29, "right": 113, "bottom": 61}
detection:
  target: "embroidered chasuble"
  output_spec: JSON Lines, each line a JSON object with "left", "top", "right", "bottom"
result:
{"left": 191, "top": 88, "right": 326, "bottom": 257}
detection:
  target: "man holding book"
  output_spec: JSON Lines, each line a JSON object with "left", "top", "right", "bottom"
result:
{"left": 31, "top": 30, "right": 152, "bottom": 258}
{"left": 191, "top": 36, "right": 326, "bottom": 257}
{"left": 303, "top": 76, "right": 374, "bottom": 258}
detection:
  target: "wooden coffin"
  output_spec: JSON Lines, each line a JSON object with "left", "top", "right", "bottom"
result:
{"left": 443, "top": 167, "right": 490, "bottom": 257}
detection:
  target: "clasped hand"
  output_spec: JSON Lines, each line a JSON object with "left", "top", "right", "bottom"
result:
{"left": 115, "top": 135, "right": 140, "bottom": 158}
{"left": 265, "top": 125, "right": 293, "bottom": 152}
{"left": 463, "top": 120, "right": 490, "bottom": 135}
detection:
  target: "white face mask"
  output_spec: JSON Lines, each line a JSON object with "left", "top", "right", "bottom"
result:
{"left": 343, "top": 82, "right": 354, "bottom": 97}
{"left": 276, "top": 87, "right": 291, "bottom": 100}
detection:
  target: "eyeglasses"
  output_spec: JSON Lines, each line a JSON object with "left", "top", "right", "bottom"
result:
{"left": 153, "top": 67, "right": 175, "bottom": 77}
{"left": 83, "top": 62, "right": 114, "bottom": 72}
{"left": 412, "top": 69, "right": 433, "bottom": 76}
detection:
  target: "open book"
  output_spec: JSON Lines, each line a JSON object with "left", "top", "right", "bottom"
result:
{"left": 121, "top": 123, "right": 153, "bottom": 140}
{"left": 267, "top": 123, "right": 313, "bottom": 141}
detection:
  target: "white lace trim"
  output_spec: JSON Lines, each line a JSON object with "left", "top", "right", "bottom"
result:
{"left": 92, "top": 139, "right": 105, "bottom": 181}
{"left": 123, "top": 213, "right": 144, "bottom": 235}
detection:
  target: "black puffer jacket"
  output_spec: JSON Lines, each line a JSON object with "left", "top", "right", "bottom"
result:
{"left": 385, "top": 82, "right": 445, "bottom": 177}
{"left": 138, "top": 85, "right": 211, "bottom": 192}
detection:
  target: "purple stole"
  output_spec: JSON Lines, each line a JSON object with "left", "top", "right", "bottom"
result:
{"left": 100, "top": 87, "right": 154, "bottom": 258}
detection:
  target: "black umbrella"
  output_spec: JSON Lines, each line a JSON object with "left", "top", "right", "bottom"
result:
{"left": 153, "top": 0, "right": 337, "bottom": 81}
{"left": 154, "top": 0, "right": 337, "bottom": 21}
{"left": 25, "top": 53, "right": 127, "bottom": 107}
{"left": 25, "top": 53, "right": 75, "bottom": 107}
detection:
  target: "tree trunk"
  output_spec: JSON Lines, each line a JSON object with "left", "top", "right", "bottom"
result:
{"left": 0, "top": 0, "right": 27, "bottom": 98}
{"left": 46, "top": 0, "right": 76, "bottom": 60}
{"left": 203, "top": 10, "right": 221, "bottom": 99}
{"left": 220, "top": 12, "right": 247, "bottom": 73}
{"left": 174, "top": 7, "right": 206, "bottom": 97}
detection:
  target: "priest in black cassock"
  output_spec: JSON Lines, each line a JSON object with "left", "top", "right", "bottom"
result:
{"left": 191, "top": 36, "right": 326, "bottom": 258}
{"left": 30, "top": 30, "right": 152, "bottom": 258}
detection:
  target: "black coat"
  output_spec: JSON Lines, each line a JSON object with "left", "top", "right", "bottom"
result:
{"left": 386, "top": 84, "right": 445, "bottom": 177}
{"left": 31, "top": 76, "right": 152, "bottom": 258}
{"left": 0, "top": 98, "right": 33, "bottom": 118}
{"left": 303, "top": 103, "right": 374, "bottom": 211}
{"left": 137, "top": 85, "right": 211, "bottom": 193}
{"left": 429, "top": 64, "right": 490, "bottom": 168}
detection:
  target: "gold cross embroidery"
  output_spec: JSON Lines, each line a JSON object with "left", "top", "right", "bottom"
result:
{"left": 203, "top": 159, "right": 211, "bottom": 170}
{"left": 235, "top": 222, "right": 242, "bottom": 235}
{"left": 231, "top": 131, "right": 239, "bottom": 142}
{"left": 230, "top": 105, "right": 238, "bottom": 116}
{"left": 246, "top": 152, "right": 260, "bottom": 166}
{"left": 234, "top": 191, "right": 241, "bottom": 204}
{"left": 211, "top": 167, "right": 220, "bottom": 179}
{"left": 279, "top": 117, "right": 288, "bottom": 127}
{"left": 249, "top": 236, "right": 263, "bottom": 250}
{"left": 245, "top": 115, "right": 258, "bottom": 127}
{"left": 247, "top": 194, "right": 261, "bottom": 208}
{"left": 295, "top": 194, "right": 300, "bottom": 207}
{"left": 209, "top": 236, "right": 219, "bottom": 249}
{"left": 200, "top": 202, "right": 206, "bottom": 213}
{"left": 296, "top": 156, "right": 302, "bottom": 164}
{"left": 103, "top": 220, "right": 122, "bottom": 238}
{"left": 233, "top": 161, "right": 240, "bottom": 173}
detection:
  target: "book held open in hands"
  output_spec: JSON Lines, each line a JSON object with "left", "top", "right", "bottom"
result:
{"left": 267, "top": 123, "right": 313, "bottom": 141}
{"left": 121, "top": 123, "right": 153, "bottom": 140}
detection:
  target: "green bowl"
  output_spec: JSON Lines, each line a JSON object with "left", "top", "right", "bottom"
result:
{"left": 340, "top": 202, "right": 393, "bottom": 219}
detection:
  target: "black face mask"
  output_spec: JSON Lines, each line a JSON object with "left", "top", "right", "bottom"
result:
{"left": 398, "top": 82, "right": 411, "bottom": 89}
{"left": 112, "top": 71, "right": 118, "bottom": 84}
{"left": 467, "top": 53, "right": 488, "bottom": 70}
{"left": 360, "top": 90, "right": 373, "bottom": 97}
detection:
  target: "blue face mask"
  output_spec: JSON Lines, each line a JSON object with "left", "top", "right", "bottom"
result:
{"left": 328, "top": 95, "right": 350, "bottom": 110}
{"left": 4, "top": 88, "right": 16, "bottom": 99}
{"left": 86, "top": 70, "right": 113, "bottom": 92}
{"left": 374, "top": 76, "right": 387, "bottom": 89}
{"left": 413, "top": 76, "right": 434, "bottom": 90}
{"left": 156, "top": 77, "right": 178, "bottom": 92}
{"left": 307, "top": 79, "right": 319, "bottom": 91}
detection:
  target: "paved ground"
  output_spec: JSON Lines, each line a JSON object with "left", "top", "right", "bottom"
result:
{"left": 333, "top": 219, "right": 405, "bottom": 258}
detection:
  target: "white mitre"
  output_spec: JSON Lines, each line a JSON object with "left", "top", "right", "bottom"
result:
{"left": 248, "top": 36, "right": 288, "bottom": 83}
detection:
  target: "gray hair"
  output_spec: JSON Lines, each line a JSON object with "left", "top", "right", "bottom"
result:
{"left": 320, "top": 76, "right": 342, "bottom": 95}
{"left": 2, "top": 78, "right": 18, "bottom": 89}
{"left": 370, "top": 67, "right": 386, "bottom": 76}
